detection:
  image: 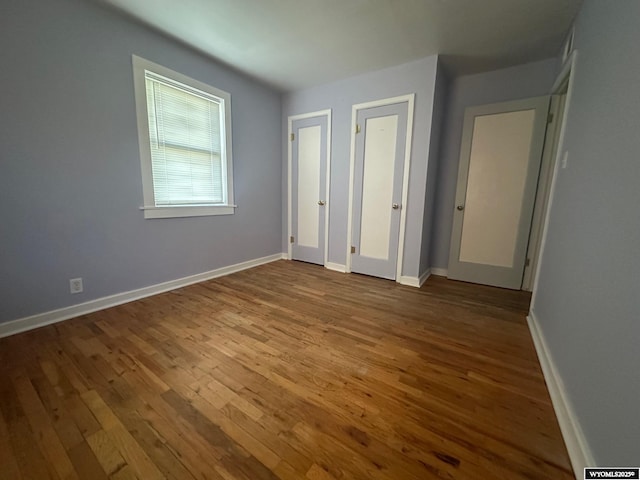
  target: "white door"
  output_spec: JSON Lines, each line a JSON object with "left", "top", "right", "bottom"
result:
{"left": 349, "top": 99, "right": 411, "bottom": 280}
{"left": 290, "top": 113, "right": 329, "bottom": 265}
{"left": 448, "top": 96, "right": 550, "bottom": 289}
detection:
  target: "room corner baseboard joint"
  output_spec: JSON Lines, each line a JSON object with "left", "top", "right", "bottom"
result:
{"left": 430, "top": 267, "right": 448, "bottom": 277}
{"left": 399, "top": 269, "right": 430, "bottom": 288}
{"left": 325, "top": 262, "right": 347, "bottom": 273}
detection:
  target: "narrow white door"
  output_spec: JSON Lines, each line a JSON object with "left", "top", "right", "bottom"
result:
{"left": 350, "top": 100, "right": 410, "bottom": 280}
{"left": 448, "top": 96, "right": 550, "bottom": 289}
{"left": 290, "top": 114, "right": 329, "bottom": 265}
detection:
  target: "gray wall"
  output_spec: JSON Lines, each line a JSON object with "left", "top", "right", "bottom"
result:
{"left": 419, "top": 60, "right": 449, "bottom": 277}
{"left": 532, "top": 0, "right": 640, "bottom": 465}
{"left": 430, "top": 59, "right": 558, "bottom": 269}
{"left": 282, "top": 56, "right": 438, "bottom": 278}
{"left": 0, "top": 0, "right": 282, "bottom": 323}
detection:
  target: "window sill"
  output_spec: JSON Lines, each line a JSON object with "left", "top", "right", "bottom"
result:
{"left": 140, "top": 205, "right": 236, "bottom": 219}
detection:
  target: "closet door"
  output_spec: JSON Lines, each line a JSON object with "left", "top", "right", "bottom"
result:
{"left": 350, "top": 100, "right": 410, "bottom": 280}
{"left": 447, "top": 96, "right": 550, "bottom": 289}
{"left": 290, "top": 114, "right": 329, "bottom": 265}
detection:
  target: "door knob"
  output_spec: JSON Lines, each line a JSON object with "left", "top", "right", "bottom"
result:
{"left": 456, "top": 205, "right": 465, "bottom": 211}
{"left": 318, "top": 200, "right": 326, "bottom": 206}
{"left": 392, "top": 203, "right": 400, "bottom": 210}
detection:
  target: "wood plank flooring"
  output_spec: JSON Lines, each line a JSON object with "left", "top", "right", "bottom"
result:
{"left": 0, "top": 260, "right": 573, "bottom": 479}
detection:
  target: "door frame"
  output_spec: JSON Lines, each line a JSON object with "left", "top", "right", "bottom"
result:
{"left": 521, "top": 94, "right": 566, "bottom": 291}
{"left": 345, "top": 94, "right": 415, "bottom": 281}
{"left": 530, "top": 51, "right": 578, "bottom": 303}
{"left": 287, "top": 109, "right": 332, "bottom": 264}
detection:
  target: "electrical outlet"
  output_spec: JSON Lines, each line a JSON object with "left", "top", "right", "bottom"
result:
{"left": 561, "top": 151, "right": 569, "bottom": 169}
{"left": 69, "top": 277, "right": 83, "bottom": 294}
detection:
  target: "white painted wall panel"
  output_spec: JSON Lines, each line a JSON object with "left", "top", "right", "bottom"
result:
{"left": 297, "top": 125, "right": 321, "bottom": 247}
{"left": 359, "top": 115, "right": 398, "bottom": 259}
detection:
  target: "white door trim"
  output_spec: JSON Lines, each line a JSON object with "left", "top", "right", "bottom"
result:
{"left": 287, "top": 109, "right": 332, "bottom": 264}
{"left": 522, "top": 94, "right": 565, "bottom": 291}
{"left": 530, "top": 51, "right": 578, "bottom": 305}
{"left": 346, "top": 94, "right": 415, "bottom": 281}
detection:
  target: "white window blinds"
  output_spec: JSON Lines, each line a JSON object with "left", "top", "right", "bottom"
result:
{"left": 144, "top": 71, "right": 226, "bottom": 206}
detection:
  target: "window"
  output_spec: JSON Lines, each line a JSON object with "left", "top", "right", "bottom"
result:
{"left": 132, "top": 55, "right": 234, "bottom": 219}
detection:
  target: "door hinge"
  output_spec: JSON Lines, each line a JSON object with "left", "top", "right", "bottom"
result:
{"left": 290, "top": 236, "right": 295, "bottom": 244}
{"left": 355, "top": 124, "right": 361, "bottom": 134}
{"left": 290, "top": 133, "right": 295, "bottom": 141}
{"left": 525, "top": 258, "right": 531, "bottom": 267}
{"left": 547, "top": 113, "right": 554, "bottom": 124}
{"left": 351, "top": 246, "right": 356, "bottom": 254}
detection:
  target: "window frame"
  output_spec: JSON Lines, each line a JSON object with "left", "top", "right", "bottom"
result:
{"left": 132, "top": 55, "right": 235, "bottom": 219}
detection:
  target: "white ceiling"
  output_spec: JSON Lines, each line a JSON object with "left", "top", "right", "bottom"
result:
{"left": 99, "top": 0, "right": 582, "bottom": 91}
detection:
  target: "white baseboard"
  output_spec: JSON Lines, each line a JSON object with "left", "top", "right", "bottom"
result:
{"left": 398, "top": 276, "right": 419, "bottom": 287}
{"left": 527, "top": 311, "right": 594, "bottom": 479}
{"left": 0, "top": 253, "right": 285, "bottom": 339}
{"left": 325, "top": 262, "right": 346, "bottom": 273}
{"left": 399, "top": 269, "right": 430, "bottom": 288}
{"left": 419, "top": 269, "right": 431, "bottom": 286}
{"left": 430, "top": 267, "right": 448, "bottom": 277}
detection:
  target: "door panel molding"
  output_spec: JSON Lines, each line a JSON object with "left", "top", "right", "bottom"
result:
{"left": 288, "top": 109, "right": 332, "bottom": 265}
{"left": 295, "top": 124, "right": 322, "bottom": 249}
{"left": 358, "top": 114, "right": 398, "bottom": 260}
{"left": 346, "top": 94, "right": 415, "bottom": 281}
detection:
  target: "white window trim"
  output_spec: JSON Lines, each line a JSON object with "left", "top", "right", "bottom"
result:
{"left": 132, "top": 55, "right": 235, "bottom": 219}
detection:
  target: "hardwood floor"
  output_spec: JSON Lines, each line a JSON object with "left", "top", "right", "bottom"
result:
{"left": 0, "top": 260, "right": 573, "bottom": 479}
